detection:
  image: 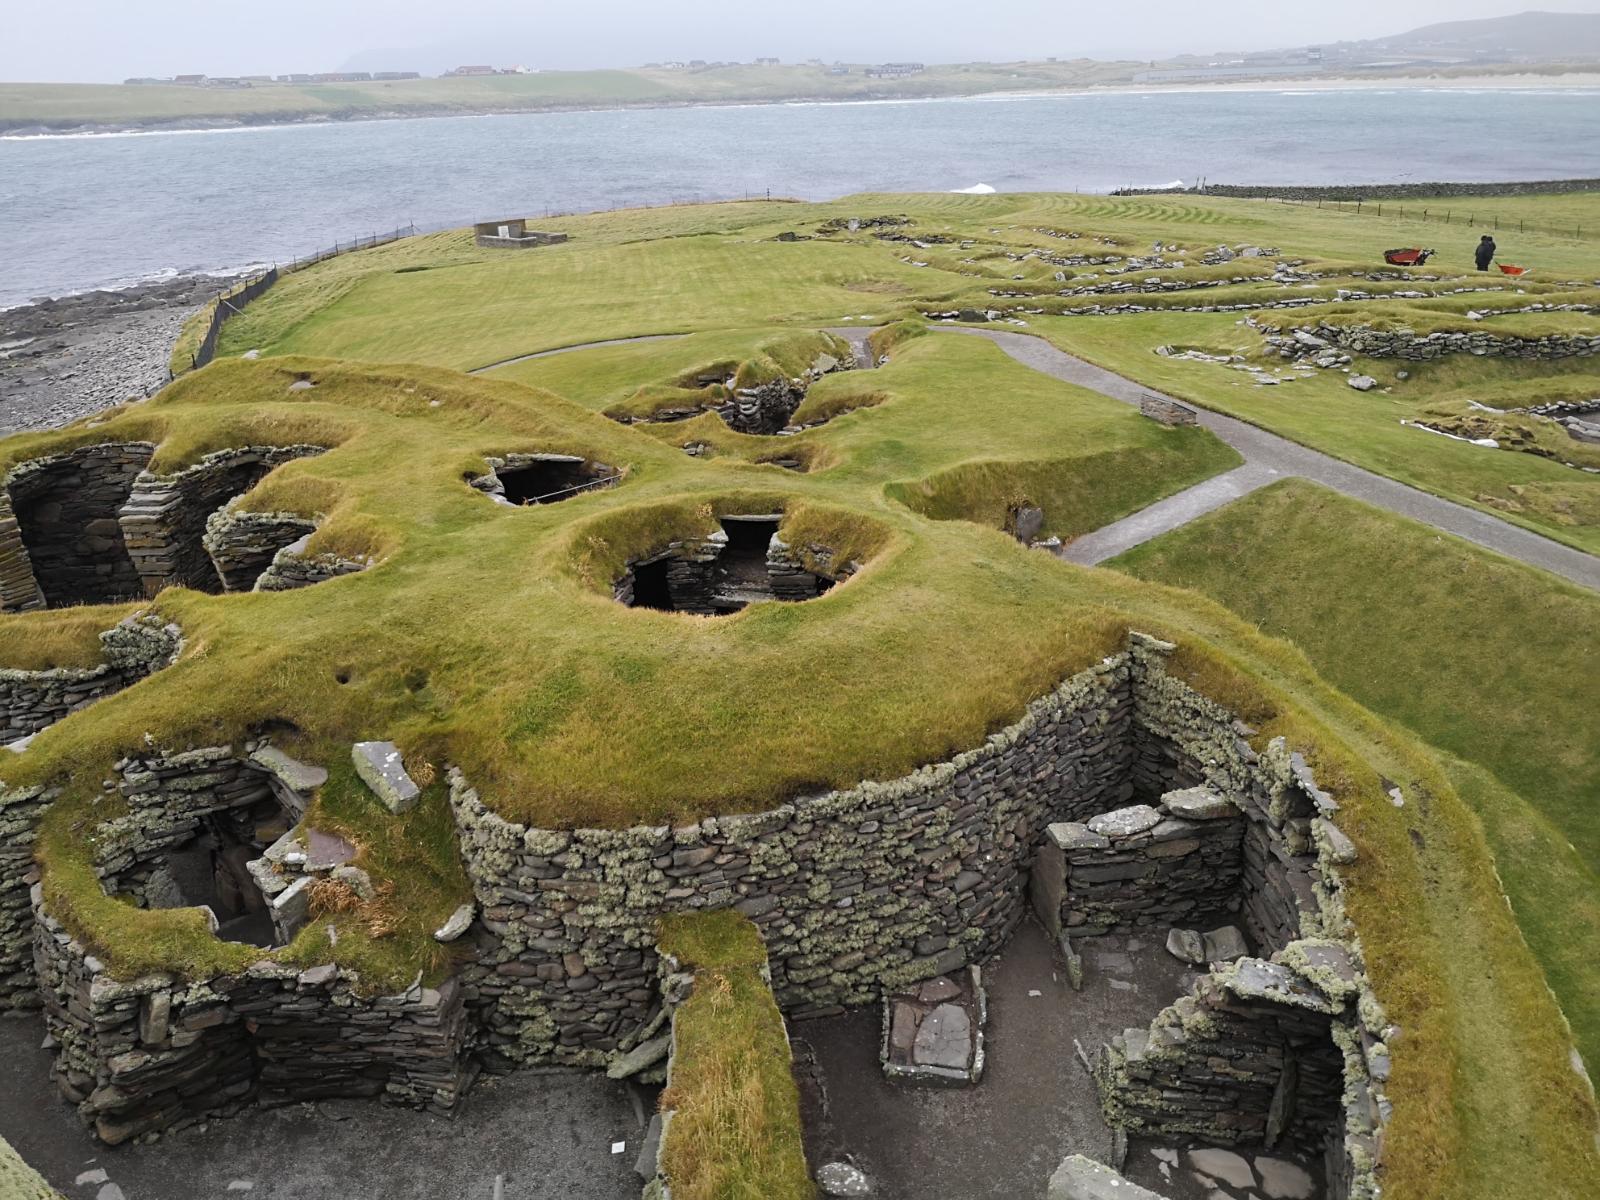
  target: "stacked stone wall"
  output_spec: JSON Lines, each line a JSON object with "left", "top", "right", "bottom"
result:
{"left": 118, "top": 446, "right": 323, "bottom": 595}
{"left": 1266, "top": 319, "right": 1600, "bottom": 363}
{"left": 202, "top": 509, "right": 318, "bottom": 592}
{"left": 32, "top": 910, "right": 472, "bottom": 1144}
{"left": 1, "top": 443, "right": 154, "bottom": 611}
{"left": 451, "top": 658, "right": 1139, "bottom": 1069}
{"left": 1033, "top": 797, "right": 1245, "bottom": 938}
{"left": 0, "top": 616, "right": 181, "bottom": 744}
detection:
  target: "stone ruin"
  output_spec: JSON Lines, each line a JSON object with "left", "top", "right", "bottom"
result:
{"left": 609, "top": 352, "right": 854, "bottom": 438}
{"left": 612, "top": 514, "right": 854, "bottom": 615}
{"left": 0, "top": 634, "right": 1392, "bottom": 1197}
{"left": 0, "top": 443, "right": 352, "bottom": 612}
{"left": 467, "top": 452, "right": 619, "bottom": 506}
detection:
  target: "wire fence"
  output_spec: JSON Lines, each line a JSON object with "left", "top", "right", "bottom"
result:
{"left": 185, "top": 223, "right": 417, "bottom": 372}
{"left": 1237, "top": 195, "right": 1589, "bottom": 241}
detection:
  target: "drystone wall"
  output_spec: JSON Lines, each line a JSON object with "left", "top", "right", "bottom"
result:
{"left": 0, "top": 615, "right": 181, "bottom": 744}
{"left": 0, "top": 442, "right": 154, "bottom": 612}
{"left": 450, "top": 656, "right": 1140, "bottom": 1069}
{"left": 1030, "top": 793, "right": 1245, "bottom": 938}
{"left": 202, "top": 509, "right": 319, "bottom": 592}
{"left": 33, "top": 909, "right": 472, "bottom": 1145}
{"left": 118, "top": 446, "right": 324, "bottom": 595}
{"left": 1263, "top": 319, "right": 1600, "bottom": 362}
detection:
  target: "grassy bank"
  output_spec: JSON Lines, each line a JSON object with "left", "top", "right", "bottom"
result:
{"left": 1112, "top": 478, "right": 1600, "bottom": 1072}
{"left": 656, "top": 912, "right": 812, "bottom": 1200}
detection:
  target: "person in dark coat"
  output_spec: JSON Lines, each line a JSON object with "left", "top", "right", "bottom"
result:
{"left": 1475, "top": 235, "right": 1496, "bottom": 271}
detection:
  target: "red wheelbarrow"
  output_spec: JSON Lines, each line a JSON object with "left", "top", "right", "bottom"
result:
{"left": 1498, "top": 263, "right": 1530, "bottom": 276}
{"left": 1383, "top": 248, "right": 1435, "bottom": 266}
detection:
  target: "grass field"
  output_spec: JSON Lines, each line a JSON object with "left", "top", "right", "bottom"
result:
{"left": 1112, "top": 478, "right": 1600, "bottom": 1077}
{"left": 206, "top": 191, "right": 1600, "bottom": 553}
{"left": 5, "top": 193, "right": 1599, "bottom": 1196}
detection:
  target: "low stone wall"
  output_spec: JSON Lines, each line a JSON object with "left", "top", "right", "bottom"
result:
{"left": 1031, "top": 792, "right": 1245, "bottom": 938}
{"left": 33, "top": 908, "right": 473, "bottom": 1144}
{"left": 118, "top": 446, "right": 324, "bottom": 595}
{"left": 0, "top": 615, "right": 181, "bottom": 744}
{"left": 1263, "top": 320, "right": 1600, "bottom": 363}
{"left": 254, "top": 538, "right": 369, "bottom": 591}
{"left": 451, "top": 656, "right": 1140, "bottom": 1069}
{"left": 1139, "top": 396, "right": 1198, "bottom": 428}
{"left": 0, "top": 442, "right": 154, "bottom": 612}
{"left": 203, "top": 508, "right": 319, "bottom": 592}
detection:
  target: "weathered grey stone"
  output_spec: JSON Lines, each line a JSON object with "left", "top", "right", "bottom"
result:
{"left": 1187, "top": 1148, "right": 1255, "bottom": 1190}
{"left": 606, "top": 1033, "right": 670, "bottom": 1079}
{"left": 912, "top": 1003, "right": 972, "bottom": 1071}
{"left": 433, "top": 903, "right": 474, "bottom": 943}
{"left": 1201, "top": 926, "right": 1248, "bottom": 963}
{"left": 351, "top": 741, "right": 420, "bottom": 814}
{"left": 1048, "top": 821, "right": 1109, "bottom": 851}
{"left": 1256, "top": 1157, "right": 1314, "bottom": 1200}
{"left": 1166, "top": 928, "right": 1204, "bottom": 964}
{"left": 1086, "top": 805, "right": 1162, "bottom": 838}
{"left": 816, "top": 1161, "right": 875, "bottom": 1197}
{"left": 248, "top": 746, "right": 328, "bottom": 795}
{"left": 1046, "top": 1155, "right": 1171, "bottom": 1200}
{"left": 1161, "top": 786, "right": 1234, "bottom": 821}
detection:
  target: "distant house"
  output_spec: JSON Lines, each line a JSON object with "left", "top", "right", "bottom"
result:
{"left": 277, "top": 73, "right": 314, "bottom": 83}
{"left": 688, "top": 59, "right": 708, "bottom": 68}
{"left": 203, "top": 77, "right": 251, "bottom": 89}
{"left": 240, "top": 75, "right": 272, "bottom": 83}
{"left": 865, "top": 62, "right": 925, "bottom": 78}
{"left": 473, "top": 219, "right": 570, "bottom": 250}
{"left": 123, "top": 77, "right": 170, "bottom": 85}
{"left": 173, "top": 74, "right": 207, "bottom": 86}
{"left": 446, "top": 65, "right": 498, "bottom": 76}
{"left": 311, "top": 72, "right": 372, "bottom": 83}
{"left": 373, "top": 71, "right": 422, "bottom": 81}
{"left": 826, "top": 65, "right": 851, "bottom": 75}
{"left": 754, "top": 57, "right": 780, "bottom": 66}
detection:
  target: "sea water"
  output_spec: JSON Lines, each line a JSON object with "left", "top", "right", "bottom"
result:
{"left": 3, "top": 87, "right": 1599, "bottom": 306}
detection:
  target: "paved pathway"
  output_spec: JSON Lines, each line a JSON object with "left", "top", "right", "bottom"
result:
{"left": 944, "top": 327, "right": 1600, "bottom": 589}
{"left": 465, "top": 325, "right": 1600, "bottom": 591}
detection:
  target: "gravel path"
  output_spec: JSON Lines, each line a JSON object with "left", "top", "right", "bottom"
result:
{"left": 944, "top": 327, "right": 1600, "bottom": 590}
{"left": 0, "top": 276, "right": 237, "bottom": 436}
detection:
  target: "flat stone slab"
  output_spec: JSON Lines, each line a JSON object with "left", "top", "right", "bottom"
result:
{"left": 881, "top": 966, "right": 986, "bottom": 1086}
{"left": 303, "top": 828, "right": 357, "bottom": 871}
{"left": 1257, "top": 1156, "right": 1316, "bottom": 1199}
{"left": 1047, "top": 821, "right": 1110, "bottom": 851}
{"left": 1161, "top": 786, "right": 1235, "bottom": 821}
{"left": 433, "top": 902, "right": 474, "bottom": 943}
{"left": 1188, "top": 1147, "right": 1255, "bottom": 1190}
{"left": 1047, "top": 1155, "right": 1170, "bottom": 1200}
{"left": 351, "top": 741, "right": 420, "bottom": 814}
{"left": 1086, "top": 805, "right": 1162, "bottom": 839}
{"left": 249, "top": 746, "right": 328, "bottom": 795}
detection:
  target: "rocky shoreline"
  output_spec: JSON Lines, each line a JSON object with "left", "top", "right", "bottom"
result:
{"left": 0, "top": 274, "right": 242, "bottom": 436}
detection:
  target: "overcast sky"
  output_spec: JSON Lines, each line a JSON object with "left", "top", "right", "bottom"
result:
{"left": 4, "top": 1, "right": 1598, "bottom": 83}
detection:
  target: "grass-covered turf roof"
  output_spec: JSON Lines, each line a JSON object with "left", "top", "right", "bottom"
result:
{"left": 5, "top": 193, "right": 1600, "bottom": 1197}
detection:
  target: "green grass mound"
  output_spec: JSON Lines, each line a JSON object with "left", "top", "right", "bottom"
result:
{"left": 655, "top": 911, "right": 812, "bottom": 1200}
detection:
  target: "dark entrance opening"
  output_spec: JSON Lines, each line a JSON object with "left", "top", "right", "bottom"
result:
{"left": 629, "top": 556, "right": 675, "bottom": 612}
{"left": 496, "top": 455, "right": 616, "bottom": 505}
{"left": 9, "top": 445, "right": 149, "bottom": 609}
{"left": 712, "top": 516, "right": 779, "bottom": 612}
{"left": 151, "top": 796, "right": 292, "bottom": 947}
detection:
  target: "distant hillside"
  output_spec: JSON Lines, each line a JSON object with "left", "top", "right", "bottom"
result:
{"left": 1326, "top": 10, "right": 1600, "bottom": 62}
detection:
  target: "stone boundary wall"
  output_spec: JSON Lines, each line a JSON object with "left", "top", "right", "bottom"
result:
{"left": 1260, "top": 319, "right": 1600, "bottom": 363}
{"left": 0, "top": 443, "right": 155, "bottom": 612}
{"left": 118, "top": 446, "right": 325, "bottom": 596}
{"left": 1115, "top": 180, "right": 1600, "bottom": 201}
{"left": 0, "top": 615, "right": 181, "bottom": 744}
{"left": 451, "top": 656, "right": 1140, "bottom": 1069}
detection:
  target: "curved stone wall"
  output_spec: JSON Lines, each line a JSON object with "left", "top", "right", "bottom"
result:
{"left": 0, "top": 615, "right": 181, "bottom": 745}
